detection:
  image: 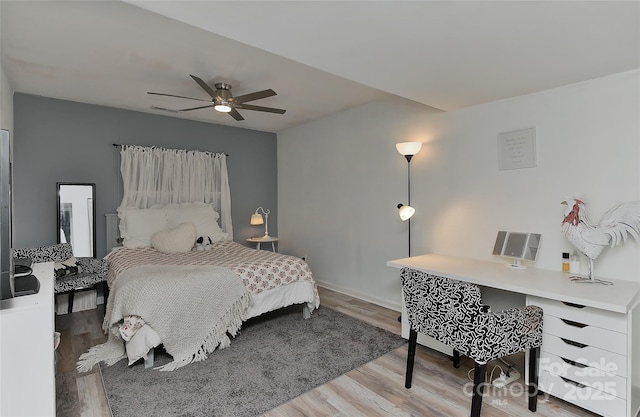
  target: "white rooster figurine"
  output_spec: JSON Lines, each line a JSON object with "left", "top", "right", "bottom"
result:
{"left": 561, "top": 194, "right": 640, "bottom": 281}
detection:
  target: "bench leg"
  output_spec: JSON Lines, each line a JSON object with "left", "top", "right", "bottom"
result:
{"left": 67, "top": 290, "right": 75, "bottom": 315}
{"left": 102, "top": 281, "right": 109, "bottom": 317}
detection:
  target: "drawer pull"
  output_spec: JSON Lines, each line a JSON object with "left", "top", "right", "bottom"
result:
{"left": 560, "top": 357, "right": 588, "bottom": 368}
{"left": 560, "top": 376, "right": 587, "bottom": 389}
{"left": 561, "top": 338, "right": 588, "bottom": 348}
{"left": 562, "top": 302, "right": 586, "bottom": 309}
{"left": 560, "top": 319, "right": 588, "bottom": 328}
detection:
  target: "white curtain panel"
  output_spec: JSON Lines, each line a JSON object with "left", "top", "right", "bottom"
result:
{"left": 118, "top": 145, "right": 233, "bottom": 238}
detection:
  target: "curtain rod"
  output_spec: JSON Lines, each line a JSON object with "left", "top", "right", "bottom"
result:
{"left": 112, "top": 143, "right": 228, "bottom": 156}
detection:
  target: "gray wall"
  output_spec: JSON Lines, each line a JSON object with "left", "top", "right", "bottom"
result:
{"left": 13, "top": 93, "right": 277, "bottom": 257}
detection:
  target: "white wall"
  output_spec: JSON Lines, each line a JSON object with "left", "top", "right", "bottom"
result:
{"left": 278, "top": 70, "right": 640, "bottom": 311}
{"left": 0, "top": 65, "right": 14, "bottom": 133}
{"left": 0, "top": 1, "right": 14, "bottom": 133}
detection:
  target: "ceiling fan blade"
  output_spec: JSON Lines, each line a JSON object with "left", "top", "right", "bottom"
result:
{"left": 235, "top": 103, "right": 286, "bottom": 114}
{"left": 179, "top": 104, "right": 215, "bottom": 112}
{"left": 151, "top": 106, "right": 181, "bottom": 113}
{"left": 189, "top": 74, "right": 220, "bottom": 100}
{"left": 229, "top": 109, "right": 245, "bottom": 121}
{"left": 233, "top": 89, "right": 276, "bottom": 104}
{"left": 147, "top": 92, "right": 210, "bottom": 102}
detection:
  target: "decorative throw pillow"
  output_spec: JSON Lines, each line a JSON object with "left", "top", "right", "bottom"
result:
{"left": 163, "top": 203, "right": 229, "bottom": 243}
{"left": 54, "top": 257, "right": 79, "bottom": 278}
{"left": 151, "top": 222, "right": 197, "bottom": 254}
{"left": 119, "top": 207, "right": 168, "bottom": 249}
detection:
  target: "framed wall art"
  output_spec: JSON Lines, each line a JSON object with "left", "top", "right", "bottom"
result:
{"left": 497, "top": 127, "right": 537, "bottom": 170}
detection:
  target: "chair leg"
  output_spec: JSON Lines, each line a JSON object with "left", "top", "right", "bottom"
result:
{"left": 471, "top": 362, "right": 487, "bottom": 417}
{"left": 67, "top": 290, "right": 75, "bottom": 315}
{"left": 405, "top": 329, "right": 418, "bottom": 388}
{"left": 452, "top": 349, "right": 460, "bottom": 368}
{"left": 528, "top": 346, "right": 540, "bottom": 412}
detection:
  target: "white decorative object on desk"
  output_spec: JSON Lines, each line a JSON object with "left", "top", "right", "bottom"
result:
{"left": 561, "top": 194, "right": 640, "bottom": 283}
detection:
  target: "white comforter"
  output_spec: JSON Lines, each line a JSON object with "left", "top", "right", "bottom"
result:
{"left": 78, "top": 264, "right": 250, "bottom": 372}
{"left": 97, "top": 242, "right": 321, "bottom": 368}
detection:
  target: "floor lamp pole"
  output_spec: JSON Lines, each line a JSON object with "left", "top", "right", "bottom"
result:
{"left": 396, "top": 141, "right": 422, "bottom": 323}
{"left": 398, "top": 157, "right": 413, "bottom": 323}
{"left": 407, "top": 158, "right": 412, "bottom": 257}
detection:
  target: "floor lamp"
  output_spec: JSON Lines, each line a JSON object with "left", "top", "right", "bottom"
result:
{"left": 396, "top": 142, "right": 422, "bottom": 322}
{"left": 396, "top": 142, "right": 422, "bottom": 257}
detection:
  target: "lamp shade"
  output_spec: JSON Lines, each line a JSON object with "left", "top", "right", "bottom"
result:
{"left": 251, "top": 207, "right": 270, "bottom": 238}
{"left": 398, "top": 204, "right": 415, "bottom": 221}
{"left": 250, "top": 213, "right": 264, "bottom": 225}
{"left": 396, "top": 142, "right": 422, "bottom": 157}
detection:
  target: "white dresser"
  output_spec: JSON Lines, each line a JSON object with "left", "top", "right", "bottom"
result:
{"left": 528, "top": 296, "right": 639, "bottom": 417}
{"left": 0, "top": 262, "right": 56, "bottom": 417}
{"left": 388, "top": 254, "right": 640, "bottom": 417}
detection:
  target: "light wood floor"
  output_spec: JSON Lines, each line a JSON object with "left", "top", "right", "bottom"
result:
{"left": 56, "top": 287, "right": 599, "bottom": 417}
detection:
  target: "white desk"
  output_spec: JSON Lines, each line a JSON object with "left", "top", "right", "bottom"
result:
{"left": 0, "top": 262, "right": 56, "bottom": 417}
{"left": 388, "top": 254, "right": 640, "bottom": 417}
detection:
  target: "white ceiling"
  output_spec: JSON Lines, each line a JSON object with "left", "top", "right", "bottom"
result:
{"left": 2, "top": 1, "right": 638, "bottom": 133}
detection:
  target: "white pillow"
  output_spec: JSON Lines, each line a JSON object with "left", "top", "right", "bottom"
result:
{"left": 151, "top": 222, "right": 197, "bottom": 254}
{"left": 119, "top": 207, "right": 168, "bottom": 248}
{"left": 163, "top": 203, "right": 228, "bottom": 242}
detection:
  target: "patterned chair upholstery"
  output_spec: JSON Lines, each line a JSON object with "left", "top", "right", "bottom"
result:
{"left": 13, "top": 243, "right": 108, "bottom": 315}
{"left": 401, "top": 268, "right": 543, "bottom": 417}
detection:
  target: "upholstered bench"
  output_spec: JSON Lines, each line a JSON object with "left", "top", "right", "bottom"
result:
{"left": 13, "top": 243, "right": 108, "bottom": 315}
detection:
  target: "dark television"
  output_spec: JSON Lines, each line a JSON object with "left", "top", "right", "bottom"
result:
{"left": 1, "top": 129, "right": 14, "bottom": 300}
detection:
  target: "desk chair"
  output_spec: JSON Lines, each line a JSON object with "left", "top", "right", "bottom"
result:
{"left": 401, "top": 268, "right": 543, "bottom": 417}
{"left": 13, "top": 243, "right": 108, "bottom": 315}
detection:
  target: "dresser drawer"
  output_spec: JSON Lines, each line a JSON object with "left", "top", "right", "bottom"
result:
{"left": 542, "top": 334, "right": 627, "bottom": 378}
{"left": 528, "top": 296, "right": 627, "bottom": 333}
{"left": 539, "top": 369, "right": 627, "bottom": 417}
{"left": 544, "top": 315, "right": 626, "bottom": 356}
{"left": 540, "top": 351, "right": 627, "bottom": 399}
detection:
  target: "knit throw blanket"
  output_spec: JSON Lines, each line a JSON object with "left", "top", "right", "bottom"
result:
{"left": 77, "top": 265, "right": 250, "bottom": 372}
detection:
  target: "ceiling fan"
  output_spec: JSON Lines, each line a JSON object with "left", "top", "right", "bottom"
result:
{"left": 148, "top": 74, "right": 286, "bottom": 121}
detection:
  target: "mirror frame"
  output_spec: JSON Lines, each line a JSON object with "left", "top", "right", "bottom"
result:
{"left": 56, "top": 182, "right": 96, "bottom": 258}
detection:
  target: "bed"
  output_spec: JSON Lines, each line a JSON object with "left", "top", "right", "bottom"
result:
{"left": 78, "top": 202, "right": 320, "bottom": 371}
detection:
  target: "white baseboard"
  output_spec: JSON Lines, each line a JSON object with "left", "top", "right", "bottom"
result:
{"left": 315, "top": 279, "right": 402, "bottom": 312}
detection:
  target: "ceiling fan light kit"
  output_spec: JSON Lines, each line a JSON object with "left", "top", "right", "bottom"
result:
{"left": 148, "top": 75, "right": 286, "bottom": 121}
{"left": 214, "top": 103, "right": 232, "bottom": 113}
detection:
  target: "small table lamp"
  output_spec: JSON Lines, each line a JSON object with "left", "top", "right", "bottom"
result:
{"left": 251, "top": 207, "right": 270, "bottom": 238}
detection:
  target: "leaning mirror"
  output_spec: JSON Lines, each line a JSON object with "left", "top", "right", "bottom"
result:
{"left": 57, "top": 183, "right": 96, "bottom": 257}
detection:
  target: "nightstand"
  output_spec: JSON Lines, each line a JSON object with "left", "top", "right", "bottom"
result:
{"left": 247, "top": 236, "right": 278, "bottom": 252}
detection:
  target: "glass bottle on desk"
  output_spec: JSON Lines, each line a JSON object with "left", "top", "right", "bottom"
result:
{"left": 562, "top": 252, "right": 570, "bottom": 272}
{"left": 570, "top": 251, "right": 581, "bottom": 274}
